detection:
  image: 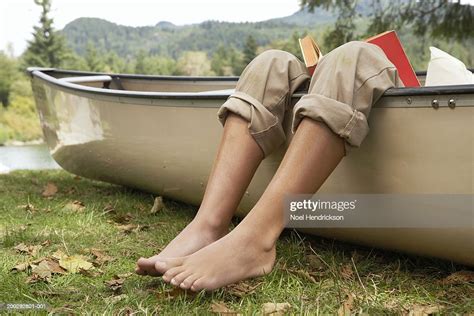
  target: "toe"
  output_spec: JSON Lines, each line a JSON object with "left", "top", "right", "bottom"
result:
{"left": 180, "top": 273, "right": 199, "bottom": 290}
{"left": 190, "top": 277, "right": 205, "bottom": 292}
{"left": 136, "top": 257, "right": 160, "bottom": 276}
{"left": 163, "top": 266, "right": 185, "bottom": 283}
{"left": 171, "top": 270, "right": 193, "bottom": 288}
{"left": 155, "top": 257, "right": 185, "bottom": 274}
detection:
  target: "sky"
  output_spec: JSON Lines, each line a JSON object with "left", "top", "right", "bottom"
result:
{"left": 0, "top": 0, "right": 300, "bottom": 55}
{"left": 1, "top": 0, "right": 473, "bottom": 56}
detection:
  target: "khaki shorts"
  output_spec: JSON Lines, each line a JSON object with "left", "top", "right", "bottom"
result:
{"left": 217, "top": 41, "right": 403, "bottom": 156}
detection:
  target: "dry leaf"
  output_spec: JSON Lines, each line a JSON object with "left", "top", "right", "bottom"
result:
{"left": 89, "top": 248, "right": 114, "bottom": 265}
{"left": 79, "top": 268, "right": 103, "bottom": 277}
{"left": 262, "top": 302, "right": 291, "bottom": 315}
{"left": 440, "top": 270, "right": 474, "bottom": 285}
{"left": 52, "top": 249, "right": 67, "bottom": 261}
{"left": 102, "top": 204, "right": 116, "bottom": 214}
{"left": 117, "top": 224, "right": 149, "bottom": 234}
{"left": 105, "top": 278, "right": 125, "bottom": 292}
{"left": 105, "top": 294, "right": 128, "bottom": 304}
{"left": 307, "top": 254, "right": 325, "bottom": 270}
{"left": 115, "top": 272, "right": 132, "bottom": 279}
{"left": 63, "top": 200, "right": 85, "bottom": 212}
{"left": 407, "top": 304, "right": 444, "bottom": 316}
{"left": 32, "top": 260, "right": 53, "bottom": 280}
{"left": 59, "top": 255, "right": 93, "bottom": 273}
{"left": 337, "top": 293, "right": 355, "bottom": 316}
{"left": 227, "top": 281, "right": 261, "bottom": 297}
{"left": 156, "top": 287, "right": 196, "bottom": 300}
{"left": 287, "top": 268, "right": 318, "bottom": 283}
{"left": 113, "top": 213, "right": 134, "bottom": 224}
{"left": 340, "top": 264, "right": 354, "bottom": 280}
{"left": 14, "top": 243, "right": 42, "bottom": 256}
{"left": 11, "top": 262, "right": 30, "bottom": 272}
{"left": 150, "top": 196, "right": 165, "bottom": 214}
{"left": 42, "top": 182, "right": 58, "bottom": 197}
{"left": 210, "top": 301, "right": 240, "bottom": 315}
{"left": 18, "top": 203, "right": 36, "bottom": 212}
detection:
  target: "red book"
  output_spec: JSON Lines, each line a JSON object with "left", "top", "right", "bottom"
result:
{"left": 366, "top": 30, "right": 420, "bottom": 87}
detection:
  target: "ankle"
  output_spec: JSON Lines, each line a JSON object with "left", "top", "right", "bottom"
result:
{"left": 191, "top": 215, "right": 229, "bottom": 236}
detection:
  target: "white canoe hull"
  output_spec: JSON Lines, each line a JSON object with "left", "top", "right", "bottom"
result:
{"left": 29, "top": 69, "right": 474, "bottom": 265}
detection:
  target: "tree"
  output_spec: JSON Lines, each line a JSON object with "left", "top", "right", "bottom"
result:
{"left": 301, "top": 0, "right": 473, "bottom": 50}
{"left": 177, "top": 51, "right": 215, "bottom": 76}
{"left": 23, "top": 0, "right": 70, "bottom": 68}
{"left": 211, "top": 45, "right": 240, "bottom": 76}
{"left": 242, "top": 35, "right": 258, "bottom": 66}
{"left": 0, "top": 52, "right": 18, "bottom": 106}
{"left": 85, "top": 42, "right": 106, "bottom": 72}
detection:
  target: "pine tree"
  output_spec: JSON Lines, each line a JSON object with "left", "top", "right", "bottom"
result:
{"left": 242, "top": 35, "right": 258, "bottom": 66}
{"left": 23, "top": 0, "right": 69, "bottom": 67}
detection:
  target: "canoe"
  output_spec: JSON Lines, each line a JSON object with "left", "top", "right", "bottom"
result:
{"left": 28, "top": 68, "right": 474, "bottom": 265}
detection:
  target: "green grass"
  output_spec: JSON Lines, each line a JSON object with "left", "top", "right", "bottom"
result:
{"left": 0, "top": 170, "right": 472, "bottom": 314}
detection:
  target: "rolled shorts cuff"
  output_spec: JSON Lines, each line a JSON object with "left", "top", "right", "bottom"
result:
{"left": 292, "top": 94, "right": 369, "bottom": 153}
{"left": 217, "top": 91, "right": 286, "bottom": 157}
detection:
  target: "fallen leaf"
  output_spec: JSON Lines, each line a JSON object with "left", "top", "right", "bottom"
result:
{"left": 41, "top": 240, "right": 51, "bottom": 247}
{"left": 79, "top": 268, "right": 103, "bottom": 277}
{"left": 32, "top": 260, "right": 53, "bottom": 280}
{"left": 287, "top": 268, "right": 318, "bottom": 283}
{"left": 105, "top": 294, "right": 128, "bottom": 304}
{"left": 102, "top": 204, "right": 116, "bottom": 214}
{"left": 52, "top": 250, "right": 67, "bottom": 261}
{"left": 42, "top": 182, "right": 58, "bottom": 197}
{"left": 340, "top": 264, "right": 354, "bottom": 280}
{"left": 113, "top": 213, "right": 134, "bottom": 224}
{"left": 105, "top": 278, "right": 125, "bottom": 292}
{"left": 440, "top": 270, "right": 474, "bottom": 285}
{"left": 210, "top": 301, "right": 240, "bottom": 315}
{"left": 337, "top": 293, "right": 355, "bottom": 316}
{"left": 59, "top": 255, "right": 93, "bottom": 273}
{"left": 11, "top": 262, "right": 30, "bottom": 272}
{"left": 307, "top": 254, "right": 325, "bottom": 270}
{"left": 407, "top": 304, "right": 444, "bottom": 316}
{"left": 63, "top": 200, "right": 85, "bottom": 212}
{"left": 18, "top": 203, "right": 36, "bottom": 212}
{"left": 88, "top": 248, "right": 114, "bottom": 265}
{"left": 117, "top": 224, "right": 149, "bottom": 234}
{"left": 156, "top": 287, "right": 196, "bottom": 300}
{"left": 262, "top": 302, "right": 291, "bottom": 315}
{"left": 115, "top": 272, "right": 133, "bottom": 279}
{"left": 227, "top": 281, "right": 261, "bottom": 297}
{"left": 14, "top": 243, "right": 42, "bottom": 256}
{"left": 150, "top": 196, "right": 165, "bottom": 214}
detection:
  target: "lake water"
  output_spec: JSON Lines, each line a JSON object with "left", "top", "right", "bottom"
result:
{"left": 0, "top": 144, "right": 61, "bottom": 173}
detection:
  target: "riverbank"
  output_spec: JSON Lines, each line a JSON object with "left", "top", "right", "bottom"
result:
{"left": 1, "top": 170, "right": 473, "bottom": 314}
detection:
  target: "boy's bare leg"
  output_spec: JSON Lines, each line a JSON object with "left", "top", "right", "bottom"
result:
{"left": 136, "top": 113, "right": 263, "bottom": 276}
{"left": 156, "top": 118, "right": 344, "bottom": 290}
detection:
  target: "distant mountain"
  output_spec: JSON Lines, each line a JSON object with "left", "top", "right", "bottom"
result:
{"left": 61, "top": 8, "right": 337, "bottom": 58}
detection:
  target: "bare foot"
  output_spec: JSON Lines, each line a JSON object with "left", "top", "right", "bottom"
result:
{"left": 155, "top": 225, "right": 276, "bottom": 291}
{"left": 136, "top": 219, "right": 227, "bottom": 276}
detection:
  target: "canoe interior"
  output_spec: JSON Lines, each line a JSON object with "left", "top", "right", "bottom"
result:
{"left": 29, "top": 68, "right": 474, "bottom": 266}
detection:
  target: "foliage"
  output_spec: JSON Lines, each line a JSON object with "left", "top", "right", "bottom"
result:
{"left": 0, "top": 76, "right": 42, "bottom": 143}
{"left": 242, "top": 35, "right": 258, "bottom": 67}
{"left": 0, "top": 52, "right": 18, "bottom": 106}
{"left": 177, "top": 51, "right": 215, "bottom": 76}
{"left": 22, "top": 0, "right": 71, "bottom": 68}
{"left": 301, "top": 0, "right": 474, "bottom": 50}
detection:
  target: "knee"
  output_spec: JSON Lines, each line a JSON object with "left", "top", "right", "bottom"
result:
{"left": 248, "top": 49, "right": 302, "bottom": 73}
{"left": 332, "top": 41, "right": 385, "bottom": 62}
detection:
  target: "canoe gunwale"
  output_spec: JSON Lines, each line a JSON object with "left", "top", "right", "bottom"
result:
{"left": 29, "top": 67, "right": 474, "bottom": 106}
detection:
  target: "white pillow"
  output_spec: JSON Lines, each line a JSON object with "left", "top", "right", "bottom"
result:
{"left": 425, "top": 46, "right": 473, "bottom": 86}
